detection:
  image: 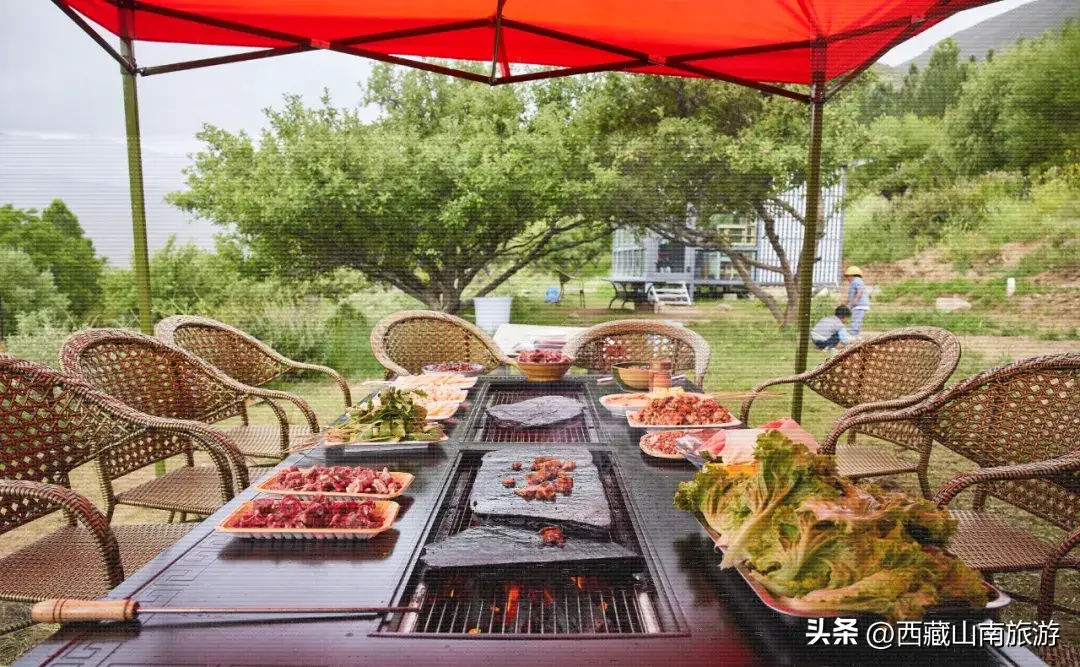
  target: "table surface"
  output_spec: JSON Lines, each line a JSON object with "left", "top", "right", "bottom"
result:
{"left": 17, "top": 377, "right": 1047, "bottom": 667}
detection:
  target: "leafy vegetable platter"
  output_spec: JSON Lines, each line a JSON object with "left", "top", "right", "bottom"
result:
{"left": 697, "top": 520, "right": 1010, "bottom": 621}
{"left": 320, "top": 388, "right": 448, "bottom": 451}
{"left": 674, "top": 431, "right": 1009, "bottom": 623}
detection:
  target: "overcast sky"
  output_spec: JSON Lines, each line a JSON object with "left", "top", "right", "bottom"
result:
{"left": 0, "top": 0, "right": 1038, "bottom": 265}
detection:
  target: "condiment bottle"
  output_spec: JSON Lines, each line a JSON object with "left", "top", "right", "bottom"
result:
{"left": 650, "top": 359, "right": 673, "bottom": 392}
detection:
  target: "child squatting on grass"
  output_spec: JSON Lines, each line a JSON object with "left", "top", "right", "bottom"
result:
{"left": 810, "top": 306, "right": 853, "bottom": 354}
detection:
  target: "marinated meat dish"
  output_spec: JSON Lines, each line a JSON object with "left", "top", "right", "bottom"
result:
{"left": 539, "top": 525, "right": 566, "bottom": 548}
{"left": 515, "top": 483, "right": 557, "bottom": 501}
{"left": 634, "top": 394, "right": 733, "bottom": 426}
{"left": 640, "top": 430, "right": 688, "bottom": 456}
{"left": 502, "top": 478, "right": 516, "bottom": 488}
{"left": 516, "top": 349, "right": 572, "bottom": 364}
{"left": 228, "top": 495, "right": 383, "bottom": 530}
{"left": 511, "top": 461, "right": 523, "bottom": 471}
{"left": 485, "top": 396, "right": 583, "bottom": 429}
{"left": 264, "top": 465, "right": 404, "bottom": 495}
{"left": 515, "top": 456, "right": 575, "bottom": 501}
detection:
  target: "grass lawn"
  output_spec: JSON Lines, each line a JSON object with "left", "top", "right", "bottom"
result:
{"left": 2, "top": 285, "right": 1077, "bottom": 662}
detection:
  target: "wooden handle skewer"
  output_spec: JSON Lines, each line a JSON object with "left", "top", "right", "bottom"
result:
{"left": 31, "top": 599, "right": 420, "bottom": 624}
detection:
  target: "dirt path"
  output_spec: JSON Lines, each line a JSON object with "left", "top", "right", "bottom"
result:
{"left": 862, "top": 329, "right": 1078, "bottom": 362}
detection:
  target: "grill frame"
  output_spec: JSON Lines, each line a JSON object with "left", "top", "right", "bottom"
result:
{"left": 375, "top": 447, "right": 688, "bottom": 639}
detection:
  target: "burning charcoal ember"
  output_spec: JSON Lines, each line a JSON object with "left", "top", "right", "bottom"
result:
{"left": 484, "top": 396, "right": 583, "bottom": 429}
{"left": 539, "top": 526, "right": 566, "bottom": 547}
{"left": 511, "top": 461, "right": 523, "bottom": 471}
{"left": 502, "top": 478, "right": 516, "bottom": 488}
{"left": 421, "top": 526, "right": 638, "bottom": 568}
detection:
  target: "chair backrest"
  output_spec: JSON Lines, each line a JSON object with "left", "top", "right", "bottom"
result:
{"left": 913, "top": 353, "right": 1080, "bottom": 531}
{"left": 805, "top": 327, "right": 960, "bottom": 447}
{"left": 562, "top": 319, "right": 710, "bottom": 381}
{"left": 804, "top": 327, "right": 960, "bottom": 408}
{"left": 0, "top": 357, "right": 169, "bottom": 530}
{"left": 60, "top": 328, "right": 245, "bottom": 425}
{"left": 370, "top": 310, "right": 508, "bottom": 376}
{"left": 156, "top": 315, "right": 290, "bottom": 388}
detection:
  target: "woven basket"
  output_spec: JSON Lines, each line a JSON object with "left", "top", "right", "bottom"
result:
{"left": 514, "top": 359, "right": 574, "bottom": 382}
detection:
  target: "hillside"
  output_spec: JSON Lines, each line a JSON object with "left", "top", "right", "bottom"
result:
{"left": 892, "top": 0, "right": 1078, "bottom": 71}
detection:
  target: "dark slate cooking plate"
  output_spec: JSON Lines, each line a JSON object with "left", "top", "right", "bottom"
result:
{"left": 421, "top": 525, "right": 638, "bottom": 569}
{"left": 469, "top": 447, "right": 611, "bottom": 535}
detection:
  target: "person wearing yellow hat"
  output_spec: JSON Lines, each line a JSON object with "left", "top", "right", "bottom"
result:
{"left": 844, "top": 266, "right": 870, "bottom": 336}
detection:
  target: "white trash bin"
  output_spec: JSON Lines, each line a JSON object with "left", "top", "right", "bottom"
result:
{"left": 473, "top": 296, "right": 513, "bottom": 334}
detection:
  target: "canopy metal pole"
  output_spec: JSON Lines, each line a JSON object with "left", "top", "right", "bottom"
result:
{"left": 790, "top": 56, "right": 827, "bottom": 423}
{"left": 119, "top": 34, "right": 153, "bottom": 336}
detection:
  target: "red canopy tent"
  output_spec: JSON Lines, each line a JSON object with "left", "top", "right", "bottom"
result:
{"left": 47, "top": 0, "right": 1001, "bottom": 418}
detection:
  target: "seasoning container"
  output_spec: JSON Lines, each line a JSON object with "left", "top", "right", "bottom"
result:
{"left": 650, "top": 359, "right": 673, "bottom": 392}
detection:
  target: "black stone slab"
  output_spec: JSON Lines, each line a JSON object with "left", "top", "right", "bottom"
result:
{"left": 470, "top": 447, "right": 611, "bottom": 535}
{"left": 484, "top": 396, "right": 583, "bottom": 428}
{"left": 421, "top": 525, "right": 639, "bottom": 569}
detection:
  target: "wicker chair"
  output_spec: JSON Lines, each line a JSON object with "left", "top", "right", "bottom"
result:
{"left": 0, "top": 358, "right": 225, "bottom": 630}
{"left": 1, "top": 356, "right": 247, "bottom": 522}
{"left": 60, "top": 329, "right": 319, "bottom": 462}
{"left": 155, "top": 315, "right": 351, "bottom": 412}
{"left": 743, "top": 327, "right": 961, "bottom": 498}
{"left": 828, "top": 353, "right": 1080, "bottom": 621}
{"left": 370, "top": 310, "right": 513, "bottom": 378}
{"left": 562, "top": 320, "right": 711, "bottom": 386}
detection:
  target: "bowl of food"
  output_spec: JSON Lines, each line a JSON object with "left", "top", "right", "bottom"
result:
{"left": 514, "top": 349, "right": 574, "bottom": 382}
{"left": 611, "top": 362, "right": 652, "bottom": 390}
{"left": 421, "top": 361, "right": 485, "bottom": 377}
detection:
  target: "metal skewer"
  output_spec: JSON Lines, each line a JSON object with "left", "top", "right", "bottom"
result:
{"left": 32, "top": 599, "right": 420, "bottom": 625}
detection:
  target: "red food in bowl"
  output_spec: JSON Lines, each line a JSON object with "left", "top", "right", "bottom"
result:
{"left": 517, "top": 349, "right": 572, "bottom": 364}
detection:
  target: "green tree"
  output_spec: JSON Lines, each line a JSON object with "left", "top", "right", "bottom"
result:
{"left": 100, "top": 236, "right": 240, "bottom": 321}
{"left": 910, "top": 39, "right": 969, "bottom": 117}
{"left": 579, "top": 75, "right": 865, "bottom": 327}
{"left": 946, "top": 22, "right": 1080, "bottom": 174}
{"left": 170, "top": 69, "right": 615, "bottom": 313}
{"left": 0, "top": 201, "right": 105, "bottom": 317}
{"left": 0, "top": 247, "right": 69, "bottom": 336}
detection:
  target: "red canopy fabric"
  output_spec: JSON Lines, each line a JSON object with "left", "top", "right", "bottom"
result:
{"left": 61, "top": 0, "right": 998, "bottom": 88}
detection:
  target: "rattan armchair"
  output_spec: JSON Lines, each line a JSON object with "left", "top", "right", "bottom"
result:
{"left": 370, "top": 310, "right": 513, "bottom": 378}
{"left": 562, "top": 320, "right": 711, "bottom": 386}
{"left": 156, "top": 315, "right": 351, "bottom": 412}
{"left": 828, "top": 353, "right": 1080, "bottom": 621}
{"left": 60, "top": 329, "right": 319, "bottom": 462}
{"left": 1, "top": 356, "right": 246, "bottom": 522}
{"left": 743, "top": 327, "right": 961, "bottom": 498}
{"left": 0, "top": 359, "right": 224, "bottom": 630}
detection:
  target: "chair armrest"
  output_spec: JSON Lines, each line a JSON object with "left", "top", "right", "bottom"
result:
{"left": 244, "top": 387, "right": 320, "bottom": 433}
{"left": 739, "top": 373, "right": 809, "bottom": 424}
{"left": 933, "top": 454, "right": 1080, "bottom": 508}
{"left": 821, "top": 401, "right": 929, "bottom": 454}
{"left": 152, "top": 419, "right": 249, "bottom": 493}
{"left": 289, "top": 361, "right": 352, "bottom": 409}
{"left": 0, "top": 480, "right": 124, "bottom": 589}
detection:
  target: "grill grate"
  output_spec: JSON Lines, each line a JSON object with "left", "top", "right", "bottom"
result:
{"left": 380, "top": 451, "right": 676, "bottom": 638}
{"left": 469, "top": 383, "right": 600, "bottom": 444}
{"left": 401, "top": 572, "right": 659, "bottom": 636}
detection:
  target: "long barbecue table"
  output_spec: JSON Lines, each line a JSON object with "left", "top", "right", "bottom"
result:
{"left": 18, "top": 376, "right": 1047, "bottom": 666}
